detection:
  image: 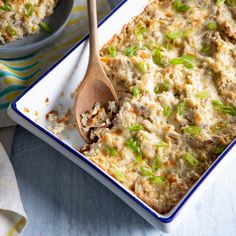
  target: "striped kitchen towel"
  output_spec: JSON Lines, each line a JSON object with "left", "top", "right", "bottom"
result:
{"left": 0, "top": 0, "right": 112, "bottom": 128}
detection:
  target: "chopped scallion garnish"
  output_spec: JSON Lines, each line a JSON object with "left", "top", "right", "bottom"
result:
{"left": 149, "top": 176, "right": 166, "bottom": 185}
{"left": 184, "top": 153, "right": 199, "bottom": 166}
{"left": 215, "top": 146, "right": 226, "bottom": 154}
{"left": 128, "top": 124, "right": 144, "bottom": 131}
{"left": 163, "top": 105, "right": 172, "bottom": 117}
{"left": 136, "top": 61, "right": 148, "bottom": 74}
{"left": 184, "top": 126, "right": 202, "bottom": 136}
{"left": 152, "top": 46, "right": 165, "bottom": 67}
{"left": 6, "top": 25, "right": 16, "bottom": 36}
{"left": 177, "top": 101, "right": 185, "bottom": 116}
{"left": 113, "top": 170, "right": 126, "bottom": 182}
{"left": 127, "top": 138, "right": 143, "bottom": 162}
{"left": 132, "top": 85, "right": 141, "bottom": 97}
{"left": 25, "top": 3, "right": 34, "bottom": 16}
{"left": 140, "top": 166, "right": 154, "bottom": 177}
{"left": 195, "top": 91, "right": 209, "bottom": 99}
{"left": 107, "top": 46, "right": 117, "bottom": 57}
{"left": 0, "top": 4, "right": 11, "bottom": 11}
{"left": 207, "top": 22, "right": 218, "bottom": 31}
{"left": 166, "top": 30, "right": 183, "bottom": 40}
{"left": 212, "top": 100, "right": 236, "bottom": 116}
{"left": 154, "top": 81, "right": 171, "bottom": 94}
{"left": 155, "top": 141, "right": 168, "bottom": 148}
{"left": 39, "top": 21, "right": 52, "bottom": 33}
{"left": 123, "top": 45, "right": 138, "bottom": 57}
{"left": 169, "top": 54, "right": 195, "bottom": 69}
{"left": 152, "top": 156, "right": 160, "bottom": 172}
{"left": 135, "top": 25, "right": 147, "bottom": 41}
{"left": 172, "top": 0, "right": 191, "bottom": 12}
{"left": 105, "top": 146, "right": 118, "bottom": 157}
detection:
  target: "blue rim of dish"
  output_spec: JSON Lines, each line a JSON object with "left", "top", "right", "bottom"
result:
{"left": 10, "top": 0, "right": 236, "bottom": 224}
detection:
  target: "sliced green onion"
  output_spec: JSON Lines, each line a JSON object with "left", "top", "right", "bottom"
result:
{"left": 152, "top": 46, "right": 165, "bottom": 68}
{"left": 216, "top": 0, "right": 225, "bottom": 4}
{"left": 154, "top": 81, "right": 171, "bottom": 94}
{"left": 184, "top": 153, "right": 199, "bottom": 166}
{"left": 107, "top": 46, "right": 117, "bottom": 57}
{"left": 113, "top": 170, "right": 126, "bottom": 182}
{"left": 166, "top": 30, "right": 183, "bottom": 40}
{"left": 128, "top": 124, "right": 144, "bottom": 131}
{"left": 39, "top": 21, "right": 52, "bottom": 33}
{"left": 177, "top": 101, "right": 185, "bottom": 116}
{"left": 127, "top": 138, "right": 143, "bottom": 162}
{"left": 0, "top": 4, "right": 11, "bottom": 11}
{"left": 132, "top": 85, "right": 141, "bottom": 97}
{"left": 135, "top": 25, "right": 147, "bottom": 41}
{"left": 123, "top": 45, "right": 138, "bottom": 57}
{"left": 6, "top": 25, "right": 16, "bottom": 36}
{"left": 163, "top": 105, "right": 172, "bottom": 117}
{"left": 140, "top": 166, "right": 154, "bottom": 177}
{"left": 207, "top": 22, "right": 218, "bottom": 31}
{"left": 184, "top": 126, "right": 202, "bottom": 136}
{"left": 155, "top": 141, "right": 168, "bottom": 148}
{"left": 169, "top": 54, "right": 195, "bottom": 69}
{"left": 195, "top": 91, "right": 209, "bottom": 99}
{"left": 172, "top": 0, "right": 191, "bottom": 12}
{"left": 212, "top": 100, "right": 236, "bottom": 116}
{"left": 152, "top": 156, "right": 160, "bottom": 172}
{"left": 149, "top": 176, "right": 166, "bottom": 185}
{"left": 200, "top": 47, "right": 210, "bottom": 53}
{"left": 105, "top": 146, "right": 118, "bottom": 157}
{"left": 215, "top": 146, "right": 226, "bottom": 154}
{"left": 25, "top": 3, "right": 34, "bottom": 16}
{"left": 136, "top": 61, "right": 148, "bottom": 74}
{"left": 127, "top": 138, "right": 140, "bottom": 153}
{"left": 225, "top": 0, "right": 236, "bottom": 6}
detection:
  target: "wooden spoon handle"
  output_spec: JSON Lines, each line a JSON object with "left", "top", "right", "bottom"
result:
{"left": 87, "top": 0, "right": 100, "bottom": 64}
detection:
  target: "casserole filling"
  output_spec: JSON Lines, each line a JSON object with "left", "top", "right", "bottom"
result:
{"left": 82, "top": 0, "right": 236, "bottom": 214}
{"left": 0, "top": 0, "right": 58, "bottom": 44}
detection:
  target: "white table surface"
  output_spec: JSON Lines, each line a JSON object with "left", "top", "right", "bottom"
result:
{"left": 10, "top": 126, "right": 236, "bottom": 236}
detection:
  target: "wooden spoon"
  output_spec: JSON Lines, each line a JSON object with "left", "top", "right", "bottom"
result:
{"left": 74, "top": 0, "right": 119, "bottom": 144}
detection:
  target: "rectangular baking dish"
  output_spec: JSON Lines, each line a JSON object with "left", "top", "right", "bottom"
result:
{"left": 7, "top": 0, "right": 236, "bottom": 232}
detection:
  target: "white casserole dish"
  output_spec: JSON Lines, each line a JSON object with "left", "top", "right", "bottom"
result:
{"left": 7, "top": 0, "right": 236, "bottom": 232}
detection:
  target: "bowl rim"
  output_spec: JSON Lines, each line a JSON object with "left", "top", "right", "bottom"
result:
{"left": 0, "top": 0, "right": 74, "bottom": 53}
{"left": 9, "top": 0, "right": 236, "bottom": 225}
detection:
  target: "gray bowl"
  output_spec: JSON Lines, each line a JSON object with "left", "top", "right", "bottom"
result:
{"left": 0, "top": 0, "right": 74, "bottom": 59}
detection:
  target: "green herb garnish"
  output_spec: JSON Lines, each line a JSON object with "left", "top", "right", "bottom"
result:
{"left": 6, "top": 25, "right": 16, "bottom": 36}
{"left": 123, "top": 45, "right": 138, "bottom": 57}
{"left": 136, "top": 61, "right": 148, "bottom": 74}
{"left": 39, "top": 21, "right": 52, "bottom": 33}
{"left": 172, "top": 0, "right": 191, "bottom": 12}
{"left": 140, "top": 166, "right": 154, "bottom": 177}
{"left": 132, "top": 85, "right": 141, "bottom": 97}
{"left": 128, "top": 124, "right": 144, "bottom": 131}
{"left": 152, "top": 46, "right": 165, "bottom": 67}
{"left": 105, "top": 146, "right": 118, "bottom": 157}
{"left": 169, "top": 54, "right": 195, "bottom": 69}
{"left": 154, "top": 81, "right": 171, "bottom": 94}
{"left": 135, "top": 25, "right": 147, "bottom": 41}
{"left": 195, "top": 91, "right": 209, "bottom": 99}
{"left": 107, "top": 46, "right": 117, "bottom": 57}
{"left": 155, "top": 141, "right": 168, "bottom": 148}
{"left": 212, "top": 100, "right": 236, "bottom": 116}
{"left": 225, "top": 0, "right": 236, "bottom": 6}
{"left": 0, "top": 4, "right": 11, "bottom": 11}
{"left": 215, "top": 146, "right": 226, "bottom": 154}
{"left": 184, "top": 153, "right": 199, "bottom": 166}
{"left": 184, "top": 126, "right": 202, "bottom": 136}
{"left": 149, "top": 176, "right": 166, "bottom": 185}
{"left": 166, "top": 30, "right": 183, "bottom": 40}
{"left": 163, "top": 105, "right": 172, "bottom": 117}
{"left": 207, "top": 22, "right": 218, "bottom": 31}
{"left": 127, "top": 138, "right": 143, "bottom": 162}
{"left": 152, "top": 156, "right": 160, "bottom": 172}
{"left": 177, "top": 101, "right": 185, "bottom": 116}
{"left": 25, "top": 3, "right": 34, "bottom": 16}
{"left": 113, "top": 170, "right": 126, "bottom": 182}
